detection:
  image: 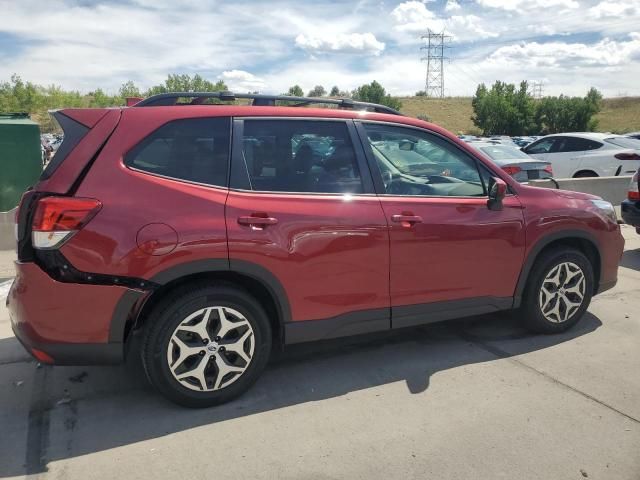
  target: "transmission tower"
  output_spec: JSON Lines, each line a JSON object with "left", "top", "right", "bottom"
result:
{"left": 421, "top": 30, "right": 452, "bottom": 98}
{"left": 531, "top": 80, "right": 545, "bottom": 99}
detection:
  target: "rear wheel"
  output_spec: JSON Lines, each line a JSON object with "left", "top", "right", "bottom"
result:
{"left": 141, "top": 283, "right": 272, "bottom": 408}
{"left": 519, "top": 248, "right": 594, "bottom": 334}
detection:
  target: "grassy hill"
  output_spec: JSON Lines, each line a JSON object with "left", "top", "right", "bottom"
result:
{"left": 399, "top": 96, "right": 640, "bottom": 135}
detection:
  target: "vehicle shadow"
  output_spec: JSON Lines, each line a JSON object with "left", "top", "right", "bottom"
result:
{"left": 0, "top": 312, "right": 602, "bottom": 478}
{"left": 620, "top": 247, "right": 640, "bottom": 271}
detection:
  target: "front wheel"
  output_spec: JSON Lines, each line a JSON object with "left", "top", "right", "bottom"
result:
{"left": 519, "top": 248, "right": 594, "bottom": 334}
{"left": 141, "top": 283, "right": 272, "bottom": 408}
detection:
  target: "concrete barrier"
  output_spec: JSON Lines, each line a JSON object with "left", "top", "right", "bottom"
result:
{"left": 0, "top": 208, "right": 16, "bottom": 250}
{"left": 529, "top": 175, "right": 632, "bottom": 205}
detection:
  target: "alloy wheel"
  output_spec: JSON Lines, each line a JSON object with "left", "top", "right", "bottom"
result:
{"left": 166, "top": 306, "right": 255, "bottom": 392}
{"left": 538, "top": 262, "right": 586, "bottom": 323}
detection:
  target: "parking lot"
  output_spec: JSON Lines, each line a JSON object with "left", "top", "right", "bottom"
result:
{"left": 0, "top": 225, "right": 638, "bottom": 479}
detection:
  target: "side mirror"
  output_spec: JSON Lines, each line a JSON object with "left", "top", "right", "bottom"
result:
{"left": 487, "top": 177, "right": 507, "bottom": 211}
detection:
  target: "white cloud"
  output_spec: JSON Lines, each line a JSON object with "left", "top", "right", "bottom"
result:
{"left": 295, "top": 32, "right": 385, "bottom": 55}
{"left": 445, "top": 0, "right": 462, "bottom": 12}
{"left": 487, "top": 33, "right": 640, "bottom": 68}
{"left": 219, "top": 70, "right": 265, "bottom": 92}
{"left": 588, "top": 0, "right": 640, "bottom": 18}
{"left": 391, "top": 1, "right": 439, "bottom": 33}
{"left": 391, "top": 1, "right": 497, "bottom": 40}
{"left": 476, "top": 0, "right": 578, "bottom": 11}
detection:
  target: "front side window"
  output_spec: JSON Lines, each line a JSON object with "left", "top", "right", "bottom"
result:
{"left": 526, "top": 138, "right": 555, "bottom": 154}
{"left": 241, "top": 120, "right": 363, "bottom": 193}
{"left": 362, "top": 123, "right": 485, "bottom": 197}
{"left": 125, "top": 117, "right": 230, "bottom": 186}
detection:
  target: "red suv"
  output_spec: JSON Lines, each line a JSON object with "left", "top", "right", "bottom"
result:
{"left": 8, "top": 93, "right": 624, "bottom": 407}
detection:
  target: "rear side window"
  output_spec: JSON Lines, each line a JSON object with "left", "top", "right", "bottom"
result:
{"left": 41, "top": 112, "right": 89, "bottom": 180}
{"left": 125, "top": 117, "right": 230, "bottom": 187}
{"left": 555, "top": 137, "right": 602, "bottom": 152}
{"left": 604, "top": 137, "right": 640, "bottom": 149}
{"left": 239, "top": 120, "right": 363, "bottom": 193}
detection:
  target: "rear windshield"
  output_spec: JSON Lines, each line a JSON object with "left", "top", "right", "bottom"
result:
{"left": 604, "top": 137, "right": 640, "bottom": 149}
{"left": 479, "top": 145, "right": 530, "bottom": 160}
{"left": 40, "top": 112, "right": 89, "bottom": 180}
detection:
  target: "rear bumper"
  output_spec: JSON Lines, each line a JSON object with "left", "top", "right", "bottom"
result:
{"left": 6, "top": 261, "right": 139, "bottom": 365}
{"left": 621, "top": 200, "right": 640, "bottom": 228}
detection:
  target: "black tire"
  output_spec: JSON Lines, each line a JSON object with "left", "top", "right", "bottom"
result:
{"left": 519, "top": 247, "right": 594, "bottom": 334}
{"left": 573, "top": 170, "right": 598, "bottom": 178}
{"left": 141, "top": 282, "right": 272, "bottom": 408}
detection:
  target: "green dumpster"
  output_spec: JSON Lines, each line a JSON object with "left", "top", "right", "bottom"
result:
{"left": 0, "top": 113, "right": 42, "bottom": 212}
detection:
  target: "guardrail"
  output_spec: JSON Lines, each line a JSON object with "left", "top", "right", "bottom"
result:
{"left": 529, "top": 175, "right": 632, "bottom": 206}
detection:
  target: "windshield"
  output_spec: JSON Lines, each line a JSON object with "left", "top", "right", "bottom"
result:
{"left": 604, "top": 137, "right": 640, "bottom": 149}
{"left": 479, "top": 145, "right": 530, "bottom": 160}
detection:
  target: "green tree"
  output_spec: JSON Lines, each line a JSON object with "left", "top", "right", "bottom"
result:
{"left": 535, "top": 87, "right": 602, "bottom": 133}
{"left": 352, "top": 80, "right": 402, "bottom": 111}
{"left": 286, "top": 85, "right": 304, "bottom": 97}
{"left": 307, "top": 85, "right": 326, "bottom": 97}
{"left": 471, "top": 80, "right": 536, "bottom": 135}
{"left": 145, "top": 74, "right": 227, "bottom": 96}
{"left": 119, "top": 81, "right": 141, "bottom": 98}
{"left": 329, "top": 85, "right": 340, "bottom": 97}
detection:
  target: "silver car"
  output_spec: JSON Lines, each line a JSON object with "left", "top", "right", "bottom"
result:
{"left": 467, "top": 142, "right": 553, "bottom": 183}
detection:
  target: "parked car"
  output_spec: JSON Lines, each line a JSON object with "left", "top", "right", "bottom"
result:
{"left": 621, "top": 168, "right": 640, "bottom": 234}
{"left": 523, "top": 132, "right": 640, "bottom": 178}
{"left": 8, "top": 93, "right": 624, "bottom": 407}
{"left": 625, "top": 132, "right": 640, "bottom": 141}
{"left": 466, "top": 142, "right": 553, "bottom": 183}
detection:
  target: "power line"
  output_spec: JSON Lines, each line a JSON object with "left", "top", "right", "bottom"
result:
{"left": 421, "top": 30, "right": 452, "bottom": 98}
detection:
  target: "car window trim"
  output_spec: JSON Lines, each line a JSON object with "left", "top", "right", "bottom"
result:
{"left": 354, "top": 119, "right": 503, "bottom": 199}
{"left": 229, "top": 116, "right": 377, "bottom": 195}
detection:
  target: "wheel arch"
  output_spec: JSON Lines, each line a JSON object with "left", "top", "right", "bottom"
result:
{"left": 573, "top": 170, "right": 599, "bottom": 178}
{"left": 513, "top": 230, "right": 601, "bottom": 308}
{"left": 110, "top": 259, "right": 291, "bottom": 349}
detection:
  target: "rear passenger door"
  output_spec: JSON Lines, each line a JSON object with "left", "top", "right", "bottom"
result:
{"left": 226, "top": 118, "right": 390, "bottom": 341}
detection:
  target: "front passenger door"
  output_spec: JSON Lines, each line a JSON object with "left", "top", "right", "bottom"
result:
{"left": 357, "top": 122, "right": 526, "bottom": 329}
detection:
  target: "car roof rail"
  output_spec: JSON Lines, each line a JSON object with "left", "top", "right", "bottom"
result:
{"left": 133, "top": 91, "right": 402, "bottom": 115}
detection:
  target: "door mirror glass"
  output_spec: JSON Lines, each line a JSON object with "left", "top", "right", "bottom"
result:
{"left": 487, "top": 177, "right": 507, "bottom": 211}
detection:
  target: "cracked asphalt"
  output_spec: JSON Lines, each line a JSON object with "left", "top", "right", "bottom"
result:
{"left": 1, "top": 225, "right": 638, "bottom": 480}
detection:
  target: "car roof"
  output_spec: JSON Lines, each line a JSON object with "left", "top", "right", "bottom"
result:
{"left": 543, "top": 132, "right": 618, "bottom": 140}
{"left": 121, "top": 104, "right": 460, "bottom": 137}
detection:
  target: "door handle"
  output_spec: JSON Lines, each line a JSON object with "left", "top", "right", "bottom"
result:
{"left": 391, "top": 213, "right": 423, "bottom": 226}
{"left": 238, "top": 214, "right": 278, "bottom": 229}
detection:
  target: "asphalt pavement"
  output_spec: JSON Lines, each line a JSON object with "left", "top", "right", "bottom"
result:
{"left": 1, "top": 226, "right": 639, "bottom": 479}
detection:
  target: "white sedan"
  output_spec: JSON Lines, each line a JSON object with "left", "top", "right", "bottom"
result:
{"left": 522, "top": 132, "right": 640, "bottom": 178}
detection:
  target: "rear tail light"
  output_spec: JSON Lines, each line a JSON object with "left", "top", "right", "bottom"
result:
{"left": 32, "top": 196, "right": 101, "bottom": 249}
{"left": 543, "top": 164, "right": 553, "bottom": 175}
{"left": 615, "top": 152, "right": 640, "bottom": 160}
{"left": 502, "top": 166, "right": 522, "bottom": 176}
{"left": 629, "top": 171, "right": 639, "bottom": 201}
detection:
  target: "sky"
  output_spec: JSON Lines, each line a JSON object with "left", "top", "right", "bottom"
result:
{"left": 0, "top": 0, "right": 639, "bottom": 97}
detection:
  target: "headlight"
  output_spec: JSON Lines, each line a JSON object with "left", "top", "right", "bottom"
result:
{"left": 590, "top": 199, "right": 617, "bottom": 223}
